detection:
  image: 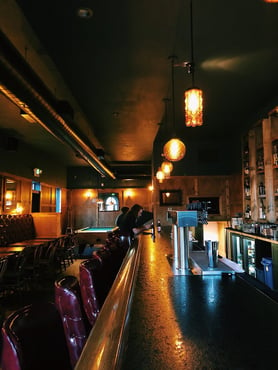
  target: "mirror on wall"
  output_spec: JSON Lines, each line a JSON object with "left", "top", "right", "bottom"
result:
{"left": 160, "top": 190, "right": 182, "bottom": 206}
{"left": 98, "top": 192, "right": 120, "bottom": 211}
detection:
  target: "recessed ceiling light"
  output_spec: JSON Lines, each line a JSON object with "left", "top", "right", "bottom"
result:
{"left": 77, "top": 7, "right": 93, "bottom": 19}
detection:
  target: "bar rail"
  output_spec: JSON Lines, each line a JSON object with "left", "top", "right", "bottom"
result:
{"left": 75, "top": 238, "right": 141, "bottom": 370}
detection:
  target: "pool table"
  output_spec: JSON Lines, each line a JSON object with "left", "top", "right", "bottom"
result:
{"left": 75, "top": 226, "right": 118, "bottom": 245}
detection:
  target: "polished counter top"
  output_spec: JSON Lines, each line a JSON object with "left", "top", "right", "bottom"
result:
{"left": 226, "top": 227, "right": 278, "bottom": 245}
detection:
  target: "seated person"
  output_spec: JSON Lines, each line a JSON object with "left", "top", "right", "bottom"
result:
{"left": 115, "top": 206, "right": 129, "bottom": 229}
{"left": 137, "top": 210, "right": 153, "bottom": 227}
{"left": 119, "top": 204, "right": 152, "bottom": 238}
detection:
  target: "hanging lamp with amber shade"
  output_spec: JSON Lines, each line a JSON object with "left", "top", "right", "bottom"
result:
{"left": 161, "top": 160, "right": 173, "bottom": 176}
{"left": 163, "top": 139, "right": 186, "bottom": 162}
{"left": 163, "top": 56, "right": 186, "bottom": 162}
{"left": 184, "top": 0, "right": 203, "bottom": 127}
{"left": 156, "top": 168, "right": 165, "bottom": 183}
{"left": 185, "top": 87, "right": 203, "bottom": 127}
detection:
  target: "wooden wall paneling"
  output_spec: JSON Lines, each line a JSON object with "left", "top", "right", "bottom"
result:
{"left": 32, "top": 212, "right": 61, "bottom": 237}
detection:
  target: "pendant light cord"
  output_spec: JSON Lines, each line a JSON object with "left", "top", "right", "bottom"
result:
{"left": 169, "top": 55, "right": 176, "bottom": 136}
{"left": 190, "top": 0, "right": 195, "bottom": 86}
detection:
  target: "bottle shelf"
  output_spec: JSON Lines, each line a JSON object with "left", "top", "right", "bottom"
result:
{"left": 242, "top": 115, "right": 278, "bottom": 222}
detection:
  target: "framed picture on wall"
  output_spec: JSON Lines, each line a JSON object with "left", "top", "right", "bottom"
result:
{"left": 160, "top": 190, "right": 182, "bottom": 206}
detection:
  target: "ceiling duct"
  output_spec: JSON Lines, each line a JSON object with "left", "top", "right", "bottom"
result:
{"left": 0, "top": 31, "right": 115, "bottom": 179}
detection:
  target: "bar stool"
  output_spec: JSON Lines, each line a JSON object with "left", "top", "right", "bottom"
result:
{"left": 54, "top": 275, "right": 91, "bottom": 368}
{"left": 79, "top": 258, "right": 101, "bottom": 326}
{"left": 1, "top": 302, "right": 71, "bottom": 370}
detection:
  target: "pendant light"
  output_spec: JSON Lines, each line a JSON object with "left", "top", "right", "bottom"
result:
{"left": 163, "top": 56, "right": 186, "bottom": 162}
{"left": 156, "top": 167, "right": 165, "bottom": 183}
{"left": 161, "top": 160, "right": 173, "bottom": 177}
{"left": 184, "top": 0, "right": 203, "bottom": 127}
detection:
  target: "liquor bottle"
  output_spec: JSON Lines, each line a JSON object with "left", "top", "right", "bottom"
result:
{"left": 245, "top": 205, "right": 251, "bottom": 219}
{"left": 244, "top": 160, "right": 249, "bottom": 175}
{"left": 258, "top": 182, "right": 265, "bottom": 196}
{"left": 273, "top": 145, "right": 278, "bottom": 166}
{"left": 244, "top": 145, "right": 249, "bottom": 157}
{"left": 157, "top": 219, "right": 161, "bottom": 232}
{"left": 259, "top": 200, "right": 266, "bottom": 219}
{"left": 244, "top": 178, "right": 250, "bottom": 197}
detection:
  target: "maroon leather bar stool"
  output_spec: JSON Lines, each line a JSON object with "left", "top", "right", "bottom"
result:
{"left": 1, "top": 302, "right": 71, "bottom": 370}
{"left": 79, "top": 258, "right": 101, "bottom": 326}
{"left": 94, "top": 248, "right": 115, "bottom": 304}
{"left": 54, "top": 275, "right": 91, "bottom": 368}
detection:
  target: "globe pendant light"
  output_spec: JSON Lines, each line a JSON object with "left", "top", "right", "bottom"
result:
{"left": 156, "top": 168, "right": 165, "bottom": 183}
{"left": 184, "top": 0, "right": 203, "bottom": 127}
{"left": 163, "top": 56, "right": 186, "bottom": 162}
{"left": 163, "top": 139, "right": 186, "bottom": 162}
{"left": 161, "top": 160, "right": 173, "bottom": 176}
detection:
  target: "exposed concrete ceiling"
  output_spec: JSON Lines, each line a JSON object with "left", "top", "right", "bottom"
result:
{"left": 0, "top": 0, "right": 277, "bottom": 179}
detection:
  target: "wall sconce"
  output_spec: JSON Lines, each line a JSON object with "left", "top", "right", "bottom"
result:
{"left": 148, "top": 185, "right": 154, "bottom": 191}
{"left": 85, "top": 190, "right": 93, "bottom": 199}
{"left": 125, "top": 189, "right": 133, "bottom": 198}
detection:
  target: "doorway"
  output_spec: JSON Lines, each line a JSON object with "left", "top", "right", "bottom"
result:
{"left": 32, "top": 192, "right": 40, "bottom": 212}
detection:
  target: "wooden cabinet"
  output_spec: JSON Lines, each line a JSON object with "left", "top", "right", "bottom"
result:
{"left": 242, "top": 110, "right": 278, "bottom": 223}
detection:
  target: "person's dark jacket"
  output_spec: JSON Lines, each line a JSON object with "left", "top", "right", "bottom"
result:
{"left": 119, "top": 212, "right": 137, "bottom": 237}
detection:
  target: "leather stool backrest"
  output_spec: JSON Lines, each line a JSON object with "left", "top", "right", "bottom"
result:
{"left": 1, "top": 302, "right": 71, "bottom": 370}
{"left": 94, "top": 249, "right": 116, "bottom": 303}
{"left": 79, "top": 258, "right": 101, "bottom": 326}
{"left": 54, "top": 275, "right": 91, "bottom": 368}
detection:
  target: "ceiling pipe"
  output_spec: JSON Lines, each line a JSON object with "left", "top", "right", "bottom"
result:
{"left": 0, "top": 31, "right": 116, "bottom": 179}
